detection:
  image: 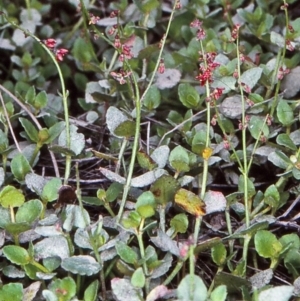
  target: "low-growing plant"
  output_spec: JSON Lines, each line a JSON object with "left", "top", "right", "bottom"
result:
{"left": 1, "top": 0, "right": 300, "bottom": 300}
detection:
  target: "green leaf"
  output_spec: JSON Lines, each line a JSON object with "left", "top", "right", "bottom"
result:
{"left": 131, "top": 267, "right": 145, "bottom": 288}
{"left": 48, "top": 121, "right": 65, "bottom": 142}
{"left": 5, "top": 222, "right": 31, "bottom": 236}
{"left": 170, "top": 213, "right": 189, "bottom": 234}
{"left": 0, "top": 185, "right": 25, "bottom": 208}
{"left": 177, "top": 275, "right": 207, "bottom": 301}
{"left": 167, "top": 110, "right": 183, "bottom": 126}
{"left": 58, "top": 125, "right": 85, "bottom": 156}
{"left": 63, "top": 205, "right": 90, "bottom": 231}
{"left": 211, "top": 243, "right": 227, "bottom": 266}
{"left": 61, "top": 255, "right": 101, "bottom": 276}
{"left": 34, "top": 90, "right": 48, "bottom": 110}
{"left": 169, "top": 145, "right": 190, "bottom": 173}
{"left": 210, "top": 285, "right": 227, "bottom": 301}
{"left": 137, "top": 150, "right": 157, "bottom": 170}
{"left": 47, "top": 145, "right": 76, "bottom": 156}
{"left": 264, "top": 184, "right": 280, "bottom": 209}
{"left": 150, "top": 175, "right": 180, "bottom": 205}
{"left": 11, "top": 153, "right": 32, "bottom": 181}
{"left": 240, "top": 67, "right": 263, "bottom": 90}
{"left": 178, "top": 83, "right": 200, "bottom": 109}
{"left": 25, "top": 86, "right": 36, "bottom": 106}
{"left": 43, "top": 257, "right": 61, "bottom": 273}
{"left": 277, "top": 100, "right": 293, "bottom": 126}
{"left": 0, "top": 129, "right": 9, "bottom": 153}
{"left": 0, "top": 206, "right": 10, "bottom": 228}
{"left": 133, "top": 0, "right": 160, "bottom": 13}
{"left": 292, "top": 167, "right": 300, "bottom": 180}
{"left": 115, "top": 241, "right": 138, "bottom": 265}
{"left": 19, "top": 117, "right": 39, "bottom": 142}
{"left": 136, "top": 205, "right": 155, "bottom": 219}
{"left": 122, "top": 211, "right": 141, "bottom": 229}
{"left": 111, "top": 278, "right": 142, "bottom": 301}
{"left": 136, "top": 191, "right": 156, "bottom": 209}
{"left": 0, "top": 283, "right": 23, "bottom": 301}
{"left": 192, "top": 131, "right": 207, "bottom": 154}
{"left": 238, "top": 176, "right": 256, "bottom": 198}
{"left": 41, "top": 178, "right": 62, "bottom": 203}
{"left": 49, "top": 277, "right": 76, "bottom": 301}
{"left": 254, "top": 230, "right": 282, "bottom": 259}
{"left": 72, "top": 37, "right": 94, "bottom": 63}
{"left": 106, "top": 107, "right": 135, "bottom": 138}
{"left": 249, "top": 116, "right": 269, "bottom": 140}
{"left": 258, "top": 285, "right": 294, "bottom": 301}
{"left": 276, "top": 133, "right": 297, "bottom": 151}
{"left": 84, "top": 280, "right": 99, "bottom": 301}
{"left": 143, "top": 85, "right": 161, "bottom": 110}
{"left": 106, "top": 182, "right": 123, "bottom": 203}
{"left": 195, "top": 237, "right": 222, "bottom": 255}
{"left": 270, "top": 31, "right": 285, "bottom": 48}
{"left": 3, "top": 245, "right": 31, "bottom": 265}
{"left": 15, "top": 199, "right": 43, "bottom": 223}
{"left": 114, "top": 120, "right": 136, "bottom": 138}
{"left": 268, "top": 150, "right": 290, "bottom": 169}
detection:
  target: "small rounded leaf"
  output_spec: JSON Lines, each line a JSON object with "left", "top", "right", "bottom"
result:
{"left": 61, "top": 255, "right": 101, "bottom": 276}
{"left": 3, "top": 245, "right": 30, "bottom": 265}
{"left": 0, "top": 185, "right": 25, "bottom": 208}
{"left": 131, "top": 267, "right": 145, "bottom": 288}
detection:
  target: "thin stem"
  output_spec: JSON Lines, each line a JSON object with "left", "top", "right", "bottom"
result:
{"left": 1, "top": 17, "right": 66, "bottom": 179}
{"left": 140, "top": 1, "right": 178, "bottom": 103}
{"left": 0, "top": 92, "right": 22, "bottom": 154}
{"left": 236, "top": 35, "right": 250, "bottom": 228}
{"left": 0, "top": 85, "right": 59, "bottom": 176}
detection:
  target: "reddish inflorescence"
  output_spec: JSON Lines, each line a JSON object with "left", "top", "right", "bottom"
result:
{"left": 44, "top": 38, "right": 68, "bottom": 62}
{"left": 55, "top": 48, "right": 69, "bottom": 62}
{"left": 44, "top": 38, "right": 56, "bottom": 48}
{"left": 230, "top": 24, "right": 240, "bottom": 42}
{"left": 195, "top": 52, "right": 219, "bottom": 86}
{"left": 158, "top": 58, "right": 165, "bottom": 74}
{"left": 110, "top": 70, "right": 132, "bottom": 85}
{"left": 277, "top": 66, "right": 290, "bottom": 80}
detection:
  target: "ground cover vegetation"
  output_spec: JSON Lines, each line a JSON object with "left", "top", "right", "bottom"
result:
{"left": 1, "top": 0, "right": 300, "bottom": 300}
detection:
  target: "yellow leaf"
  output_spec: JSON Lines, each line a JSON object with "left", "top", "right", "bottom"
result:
{"left": 202, "top": 147, "right": 213, "bottom": 160}
{"left": 174, "top": 188, "right": 205, "bottom": 217}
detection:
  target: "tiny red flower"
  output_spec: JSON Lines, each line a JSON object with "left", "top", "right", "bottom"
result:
{"left": 55, "top": 48, "right": 68, "bottom": 61}
{"left": 110, "top": 70, "right": 132, "bottom": 85}
{"left": 288, "top": 24, "right": 294, "bottom": 33}
{"left": 89, "top": 14, "right": 100, "bottom": 25}
{"left": 159, "top": 34, "right": 166, "bottom": 49}
{"left": 114, "top": 35, "right": 121, "bottom": 48}
{"left": 158, "top": 59, "right": 165, "bottom": 74}
{"left": 286, "top": 39, "right": 295, "bottom": 51}
{"left": 190, "top": 19, "right": 202, "bottom": 28}
{"left": 108, "top": 26, "right": 116, "bottom": 35}
{"left": 266, "top": 114, "right": 272, "bottom": 126}
{"left": 110, "top": 10, "right": 120, "bottom": 18}
{"left": 241, "top": 82, "right": 251, "bottom": 93}
{"left": 211, "top": 114, "right": 217, "bottom": 126}
{"left": 223, "top": 137, "right": 230, "bottom": 150}
{"left": 175, "top": 0, "right": 182, "bottom": 9}
{"left": 44, "top": 38, "right": 56, "bottom": 48}
{"left": 230, "top": 24, "right": 240, "bottom": 41}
